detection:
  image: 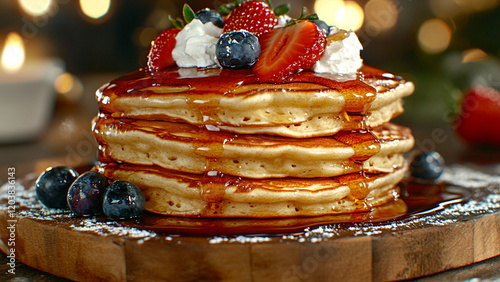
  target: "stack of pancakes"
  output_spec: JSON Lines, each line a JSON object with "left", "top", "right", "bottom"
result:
{"left": 93, "top": 65, "right": 414, "bottom": 217}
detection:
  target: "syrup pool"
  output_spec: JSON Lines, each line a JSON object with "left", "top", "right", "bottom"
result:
{"left": 121, "top": 181, "right": 472, "bottom": 237}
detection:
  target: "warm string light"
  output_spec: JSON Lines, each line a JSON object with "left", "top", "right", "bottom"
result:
{"left": 54, "top": 73, "right": 84, "bottom": 102}
{"left": 17, "top": 0, "right": 114, "bottom": 23}
{"left": 314, "top": 0, "right": 364, "bottom": 31}
{"left": 418, "top": 18, "right": 452, "bottom": 54}
{"left": 314, "top": 0, "right": 403, "bottom": 33}
{"left": 79, "top": 0, "right": 112, "bottom": 20}
{"left": 18, "top": 0, "right": 54, "bottom": 18}
{"left": 364, "top": 0, "right": 399, "bottom": 32}
{"left": 426, "top": 0, "right": 499, "bottom": 56}
{"left": 430, "top": 0, "right": 500, "bottom": 18}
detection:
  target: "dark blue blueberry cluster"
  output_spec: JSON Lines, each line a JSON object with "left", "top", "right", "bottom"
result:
{"left": 35, "top": 167, "right": 145, "bottom": 220}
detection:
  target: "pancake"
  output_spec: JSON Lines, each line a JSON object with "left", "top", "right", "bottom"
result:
{"left": 94, "top": 117, "right": 414, "bottom": 178}
{"left": 218, "top": 99, "right": 404, "bottom": 137}
{"left": 99, "top": 162, "right": 407, "bottom": 218}
{"left": 94, "top": 63, "right": 415, "bottom": 217}
{"left": 97, "top": 66, "right": 414, "bottom": 138}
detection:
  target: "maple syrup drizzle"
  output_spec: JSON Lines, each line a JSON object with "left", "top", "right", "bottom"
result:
{"left": 288, "top": 71, "right": 376, "bottom": 114}
{"left": 340, "top": 111, "right": 367, "bottom": 131}
{"left": 199, "top": 171, "right": 234, "bottom": 203}
{"left": 185, "top": 94, "right": 222, "bottom": 125}
{"left": 192, "top": 127, "right": 233, "bottom": 159}
{"left": 333, "top": 128, "right": 380, "bottom": 200}
{"left": 336, "top": 172, "right": 370, "bottom": 200}
{"left": 334, "top": 129, "right": 381, "bottom": 163}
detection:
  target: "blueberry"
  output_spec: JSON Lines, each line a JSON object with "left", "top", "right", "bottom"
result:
{"left": 216, "top": 31, "right": 261, "bottom": 69}
{"left": 311, "top": 19, "right": 330, "bottom": 36}
{"left": 67, "top": 171, "right": 109, "bottom": 216}
{"left": 103, "top": 181, "right": 145, "bottom": 220}
{"left": 35, "top": 166, "right": 79, "bottom": 209}
{"left": 410, "top": 151, "right": 445, "bottom": 180}
{"left": 195, "top": 9, "right": 224, "bottom": 28}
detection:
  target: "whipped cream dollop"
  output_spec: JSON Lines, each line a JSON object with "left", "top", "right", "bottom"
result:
{"left": 172, "top": 19, "right": 223, "bottom": 68}
{"left": 313, "top": 27, "right": 363, "bottom": 75}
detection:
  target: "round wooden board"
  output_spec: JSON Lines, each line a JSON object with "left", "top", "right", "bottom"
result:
{"left": 0, "top": 166, "right": 499, "bottom": 281}
{"left": 0, "top": 208, "right": 499, "bottom": 281}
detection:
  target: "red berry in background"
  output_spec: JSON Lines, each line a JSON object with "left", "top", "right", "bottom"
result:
{"left": 223, "top": 1, "right": 278, "bottom": 37}
{"left": 253, "top": 21, "right": 326, "bottom": 83}
{"left": 147, "top": 28, "right": 180, "bottom": 72}
{"left": 454, "top": 86, "right": 500, "bottom": 146}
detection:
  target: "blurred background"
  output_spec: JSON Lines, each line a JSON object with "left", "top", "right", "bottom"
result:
{"left": 1, "top": 0, "right": 500, "bottom": 167}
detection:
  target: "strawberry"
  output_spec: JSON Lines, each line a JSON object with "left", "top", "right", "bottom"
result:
{"left": 223, "top": 1, "right": 278, "bottom": 37}
{"left": 253, "top": 20, "right": 326, "bottom": 83}
{"left": 147, "top": 28, "right": 180, "bottom": 72}
{"left": 454, "top": 86, "right": 500, "bottom": 146}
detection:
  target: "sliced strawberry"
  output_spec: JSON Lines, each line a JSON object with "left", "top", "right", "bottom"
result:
{"left": 223, "top": 1, "right": 277, "bottom": 37}
{"left": 147, "top": 28, "right": 180, "bottom": 72}
{"left": 455, "top": 86, "right": 500, "bottom": 146}
{"left": 253, "top": 21, "right": 326, "bottom": 83}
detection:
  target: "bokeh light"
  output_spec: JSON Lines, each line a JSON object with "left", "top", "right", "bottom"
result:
{"left": 135, "top": 27, "right": 158, "bottom": 48}
{"left": 418, "top": 18, "right": 452, "bottom": 54}
{"left": 429, "top": 0, "right": 461, "bottom": 18}
{"left": 1, "top": 32, "right": 25, "bottom": 73}
{"left": 315, "top": 0, "right": 364, "bottom": 31}
{"left": 430, "top": 0, "right": 500, "bottom": 17}
{"left": 18, "top": 0, "right": 54, "bottom": 18}
{"left": 364, "top": 0, "right": 399, "bottom": 32}
{"left": 462, "top": 48, "right": 488, "bottom": 63}
{"left": 454, "top": 0, "right": 500, "bottom": 13}
{"left": 54, "top": 73, "right": 84, "bottom": 103}
{"left": 79, "top": 0, "right": 112, "bottom": 20}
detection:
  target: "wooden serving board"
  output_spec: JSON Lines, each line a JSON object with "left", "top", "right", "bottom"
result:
{"left": 0, "top": 165, "right": 499, "bottom": 281}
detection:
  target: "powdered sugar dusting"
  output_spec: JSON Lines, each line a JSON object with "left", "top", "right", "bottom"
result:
{"left": 209, "top": 235, "right": 272, "bottom": 244}
{"left": 70, "top": 218, "right": 157, "bottom": 239}
{"left": 440, "top": 164, "right": 500, "bottom": 188}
